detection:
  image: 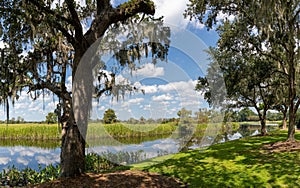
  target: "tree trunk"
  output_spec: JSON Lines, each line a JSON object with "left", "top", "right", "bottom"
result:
{"left": 282, "top": 115, "right": 287, "bottom": 130}
{"left": 287, "top": 111, "right": 296, "bottom": 142}
{"left": 60, "top": 98, "right": 86, "bottom": 177}
{"left": 287, "top": 48, "right": 296, "bottom": 141}
{"left": 256, "top": 107, "right": 267, "bottom": 136}
{"left": 260, "top": 118, "right": 267, "bottom": 136}
{"left": 60, "top": 46, "right": 93, "bottom": 177}
{"left": 61, "top": 119, "right": 85, "bottom": 177}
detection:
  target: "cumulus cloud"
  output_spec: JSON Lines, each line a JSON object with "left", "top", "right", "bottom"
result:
{"left": 152, "top": 94, "right": 173, "bottom": 101}
{"left": 153, "top": 0, "right": 189, "bottom": 27}
{"left": 128, "top": 98, "right": 144, "bottom": 104}
{"left": 158, "top": 80, "right": 197, "bottom": 92}
{"left": 133, "top": 63, "right": 164, "bottom": 77}
{"left": 140, "top": 85, "right": 158, "bottom": 94}
{"left": 153, "top": 0, "right": 205, "bottom": 30}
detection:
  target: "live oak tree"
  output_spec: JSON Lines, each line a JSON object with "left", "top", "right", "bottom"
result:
{"left": 196, "top": 45, "right": 280, "bottom": 135}
{"left": 0, "top": 0, "right": 170, "bottom": 177}
{"left": 103, "top": 108, "right": 117, "bottom": 124}
{"left": 46, "top": 112, "right": 58, "bottom": 124}
{"left": 187, "top": 0, "right": 300, "bottom": 141}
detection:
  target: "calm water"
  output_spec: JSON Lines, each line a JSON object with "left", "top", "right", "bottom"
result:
{"left": 0, "top": 126, "right": 277, "bottom": 171}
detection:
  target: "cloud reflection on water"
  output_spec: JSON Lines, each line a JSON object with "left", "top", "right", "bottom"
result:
{"left": 0, "top": 146, "right": 60, "bottom": 171}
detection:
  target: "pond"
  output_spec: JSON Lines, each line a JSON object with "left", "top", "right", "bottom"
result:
{"left": 0, "top": 125, "right": 277, "bottom": 172}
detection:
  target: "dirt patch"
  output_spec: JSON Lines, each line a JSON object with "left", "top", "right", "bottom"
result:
{"left": 26, "top": 170, "right": 187, "bottom": 188}
{"left": 262, "top": 141, "right": 300, "bottom": 153}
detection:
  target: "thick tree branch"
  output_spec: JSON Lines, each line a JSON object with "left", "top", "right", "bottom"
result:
{"left": 97, "top": 0, "right": 112, "bottom": 15}
{"left": 65, "top": 0, "right": 84, "bottom": 42}
{"left": 28, "top": 81, "right": 71, "bottom": 101}
{"left": 85, "top": 0, "right": 155, "bottom": 46}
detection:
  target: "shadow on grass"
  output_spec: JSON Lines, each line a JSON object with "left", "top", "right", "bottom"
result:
{"left": 138, "top": 130, "right": 300, "bottom": 187}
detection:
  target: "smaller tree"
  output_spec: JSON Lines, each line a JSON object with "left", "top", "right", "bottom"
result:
{"left": 238, "top": 108, "right": 257, "bottom": 122}
{"left": 177, "top": 108, "right": 192, "bottom": 118}
{"left": 46, "top": 112, "right": 58, "bottom": 124}
{"left": 177, "top": 108, "right": 192, "bottom": 124}
{"left": 16, "top": 116, "right": 24, "bottom": 124}
{"left": 140, "top": 116, "right": 146, "bottom": 124}
{"left": 195, "top": 109, "right": 210, "bottom": 123}
{"left": 103, "top": 109, "right": 117, "bottom": 124}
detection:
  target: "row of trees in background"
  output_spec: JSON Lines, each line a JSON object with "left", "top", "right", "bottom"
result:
{"left": 99, "top": 107, "right": 286, "bottom": 125}
{"left": 0, "top": 116, "right": 24, "bottom": 124}
{"left": 190, "top": 0, "right": 299, "bottom": 140}
{"left": 0, "top": 107, "right": 287, "bottom": 125}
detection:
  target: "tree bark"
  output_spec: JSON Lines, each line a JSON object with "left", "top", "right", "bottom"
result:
{"left": 287, "top": 47, "right": 296, "bottom": 142}
{"left": 282, "top": 115, "right": 287, "bottom": 130}
{"left": 260, "top": 117, "right": 267, "bottom": 136}
{"left": 60, "top": 98, "right": 86, "bottom": 177}
{"left": 288, "top": 110, "right": 296, "bottom": 142}
{"left": 60, "top": 120, "right": 86, "bottom": 177}
{"left": 286, "top": 3, "right": 297, "bottom": 142}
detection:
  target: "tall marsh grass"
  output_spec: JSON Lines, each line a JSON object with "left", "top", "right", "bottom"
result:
{"left": 87, "top": 122, "right": 177, "bottom": 138}
{"left": 0, "top": 124, "right": 60, "bottom": 140}
{"left": 0, "top": 122, "right": 221, "bottom": 140}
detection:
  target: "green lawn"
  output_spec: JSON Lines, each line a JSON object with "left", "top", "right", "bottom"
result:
{"left": 132, "top": 130, "right": 300, "bottom": 187}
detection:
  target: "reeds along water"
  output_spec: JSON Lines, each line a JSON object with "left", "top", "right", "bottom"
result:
{"left": 87, "top": 122, "right": 177, "bottom": 138}
{"left": 0, "top": 122, "right": 214, "bottom": 140}
{"left": 0, "top": 123, "right": 60, "bottom": 140}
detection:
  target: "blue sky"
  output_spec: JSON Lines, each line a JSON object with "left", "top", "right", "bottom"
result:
{"left": 0, "top": 0, "right": 222, "bottom": 122}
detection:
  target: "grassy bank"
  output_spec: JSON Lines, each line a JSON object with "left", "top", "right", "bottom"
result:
{"left": 0, "top": 122, "right": 248, "bottom": 140}
{"left": 87, "top": 122, "right": 178, "bottom": 138}
{"left": 0, "top": 123, "right": 60, "bottom": 140}
{"left": 132, "top": 130, "right": 300, "bottom": 187}
{"left": 0, "top": 122, "right": 181, "bottom": 140}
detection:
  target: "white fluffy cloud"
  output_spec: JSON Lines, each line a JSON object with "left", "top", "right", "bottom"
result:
{"left": 153, "top": 0, "right": 187, "bottom": 27}
{"left": 153, "top": 0, "right": 205, "bottom": 29}
{"left": 152, "top": 94, "right": 173, "bottom": 101}
{"left": 140, "top": 85, "right": 158, "bottom": 94}
{"left": 128, "top": 98, "right": 144, "bottom": 104}
{"left": 133, "top": 63, "right": 164, "bottom": 77}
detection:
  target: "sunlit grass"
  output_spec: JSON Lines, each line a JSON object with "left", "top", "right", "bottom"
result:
{"left": 0, "top": 122, "right": 180, "bottom": 140}
{"left": 0, "top": 123, "right": 60, "bottom": 140}
{"left": 133, "top": 130, "right": 300, "bottom": 187}
{"left": 87, "top": 122, "right": 178, "bottom": 138}
{"left": 0, "top": 122, "right": 242, "bottom": 141}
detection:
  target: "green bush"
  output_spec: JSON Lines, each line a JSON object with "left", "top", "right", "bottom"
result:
{"left": 0, "top": 164, "right": 60, "bottom": 187}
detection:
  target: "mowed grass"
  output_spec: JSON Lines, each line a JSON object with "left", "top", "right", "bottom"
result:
{"left": 132, "top": 130, "right": 300, "bottom": 187}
